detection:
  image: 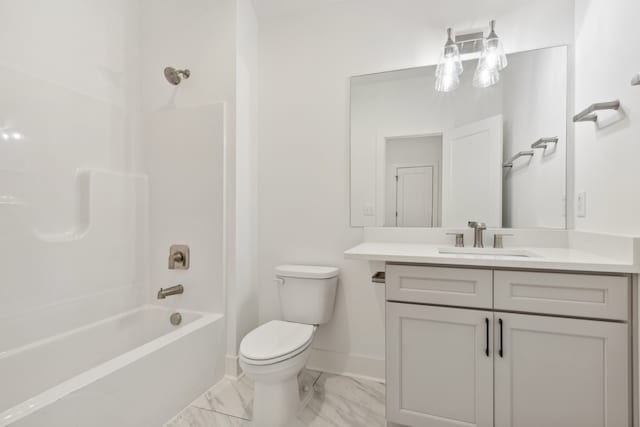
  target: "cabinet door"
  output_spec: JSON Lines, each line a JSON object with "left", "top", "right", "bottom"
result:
{"left": 386, "top": 303, "right": 493, "bottom": 427}
{"left": 494, "top": 313, "right": 629, "bottom": 427}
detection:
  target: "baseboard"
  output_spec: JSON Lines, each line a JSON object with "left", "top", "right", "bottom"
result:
{"left": 306, "top": 348, "right": 385, "bottom": 383}
{"left": 225, "top": 354, "right": 242, "bottom": 378}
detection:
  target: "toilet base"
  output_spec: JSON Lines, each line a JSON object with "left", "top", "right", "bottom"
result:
{"left": 253, "top": 376, "right": 299, "bottom": 427}
{"left": 240, "top": 347, "right": 311, "bottom": 427}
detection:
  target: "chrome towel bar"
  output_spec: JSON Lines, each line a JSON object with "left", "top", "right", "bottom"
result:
{"left": 573, "top": 100, "right": 620, "bottom": 123}
{"left": 503, "top": 150, "right": 534, "bottom": 168}
{"left": 531, "top": 137, "right": 559, "bottom": 149}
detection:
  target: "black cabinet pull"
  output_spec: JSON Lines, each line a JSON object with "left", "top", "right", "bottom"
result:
{"left": 485, "top": 318, "right": 490, "bottom": 357}
{"left": 498, "top": 318, "right": 504, "bottom": 358}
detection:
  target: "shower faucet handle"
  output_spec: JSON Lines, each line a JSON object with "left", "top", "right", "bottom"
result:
{"left": 168, "top": 244, "right": 190, "bottom": 270}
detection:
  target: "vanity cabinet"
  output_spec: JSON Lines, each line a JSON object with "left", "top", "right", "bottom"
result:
{"left": 386, "top": 303, "right": 494, "bottom": 427}
{"left": 494, "top": 313, "right": 628, "bottom": 427}
{"left": 385, "top": 264, "right": 631, "bottom": 427}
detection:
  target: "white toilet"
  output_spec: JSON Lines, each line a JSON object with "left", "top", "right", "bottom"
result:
{"left": 239, "top": 265, "right": 339, "bottom": 427}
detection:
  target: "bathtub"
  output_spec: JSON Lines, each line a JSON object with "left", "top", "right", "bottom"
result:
{"left": 0, "top": 305, "right": 225, "bottom": 426}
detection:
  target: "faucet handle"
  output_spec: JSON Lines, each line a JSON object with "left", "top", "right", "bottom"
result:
{"left": 493, "top": 233, "right": 514, "bottom": 249}
{"left": 168, "top": 245, "right": 190, "bottom": 270}
{"left": 446, "top": 232, "right": 465, "bottom": 248}
{"left": 468, "top": 221, "right": 487, "bottom": 230}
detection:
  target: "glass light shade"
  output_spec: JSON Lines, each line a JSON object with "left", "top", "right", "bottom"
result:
{"left": 478, "top": 37, "right": 508, "bottom": 71}
{"left": 435, "top": 28, "right": 463, "bottom": 93}
{"left": 435, "top": 71, "right": 460, "bottom": 92}
{"left": 436, "top": 44, "right": 463, "bottom": 78}
{"left": 473, "top": 64, "right": 500, "bottom": 88}
{"left": 478, "top": 21, "right": 508, "bottom": 72}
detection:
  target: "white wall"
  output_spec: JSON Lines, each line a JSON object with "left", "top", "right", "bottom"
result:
{"left": 227, "top": 0, "right": 261, "bottom": 373}
{"left": 0, "top": 1, "right": 145, "bottom": 347}
{"left": 257, "top": 0, "right": 574, "bottom": 379}
{"left": 574, "top": 0, "right": 640, "bottom": 234}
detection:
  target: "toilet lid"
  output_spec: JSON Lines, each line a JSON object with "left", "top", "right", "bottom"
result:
{"left": 240, "top": 320, "right": 315, "bottom": 361}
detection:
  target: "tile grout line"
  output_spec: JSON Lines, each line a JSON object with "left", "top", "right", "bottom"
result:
{"left": 192, "top": 404, "right": 251, "bottom": 422}
{"left": 191, "top": 405, "right": 251, "bottom": 423}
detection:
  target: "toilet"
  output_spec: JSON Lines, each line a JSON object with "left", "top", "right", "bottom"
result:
{"left": 239, "top": 265, "right": 339, "bottom": 427}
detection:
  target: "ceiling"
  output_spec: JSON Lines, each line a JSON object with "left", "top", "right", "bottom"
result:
{"left": 251, "top": 0, "right": 539, "bottom": 23}
{"left": 250, "top": 0, "right": 350, "bottom": 20}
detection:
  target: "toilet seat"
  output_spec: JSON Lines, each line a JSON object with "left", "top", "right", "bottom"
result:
{"left": 240, "top": 320, "right": 316, "bottom": 366}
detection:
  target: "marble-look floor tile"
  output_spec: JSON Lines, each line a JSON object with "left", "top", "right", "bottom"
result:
{"left": 192, "top": 376, "right": 253, "bottom": 420}
{"left": 165, "top": 406, "right": 246, "bottom": 427}
{"left": 192, "top": 369, "right": 323, "bottom": 421}
{"left": 298, "top": 374, "right": 386, "bottom": 427}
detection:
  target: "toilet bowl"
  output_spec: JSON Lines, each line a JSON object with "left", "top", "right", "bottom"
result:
{"left": 239, "top": 265, "right": 339, "bottom": 427}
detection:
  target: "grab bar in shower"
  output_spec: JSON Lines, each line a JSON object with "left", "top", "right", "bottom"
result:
{"left": 503, "top": 150, "right": 534, "bottom": 168}
{"left": 573, "top": 100, "right": 620, "bottom": 123}
{"left": 632, "top": 73, "right": 640, "bottom": 86}
{"left": 531, "top": 137, "right": 559, "bottom": 149}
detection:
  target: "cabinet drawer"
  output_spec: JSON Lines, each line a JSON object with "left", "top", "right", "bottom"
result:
{"left": 386, "top": 264, "right": 492, "bottom": 308}
{"left": 494, "top": 271, "right": 629, "bottom": 320}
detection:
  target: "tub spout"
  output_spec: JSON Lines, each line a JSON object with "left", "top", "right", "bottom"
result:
{"left": 157, "top": 284, "right": 184, "bottom": 299}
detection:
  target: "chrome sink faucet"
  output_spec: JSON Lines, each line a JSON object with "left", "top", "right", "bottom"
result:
{"left": 468, "top": 221, "right": 487, "bottom": 248}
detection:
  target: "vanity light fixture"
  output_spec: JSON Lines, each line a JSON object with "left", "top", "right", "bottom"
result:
{"left": 473, "top": 20, "right": 507, "bottom": 88}
{"left": 435, "top": 28, "right": 463, "bottom": 92}
{"left": 436, "top": 21, "right": 507, "bottom": 91}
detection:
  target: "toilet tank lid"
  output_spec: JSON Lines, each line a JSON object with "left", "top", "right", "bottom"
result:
{"left": 275, "top": 265, "right": 339, "bottom": 279}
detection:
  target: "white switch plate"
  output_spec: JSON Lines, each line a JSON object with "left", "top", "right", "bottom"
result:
{"left": 363, "top": 204, "right": 375, "bottom": 216}
{"left": 577, "top": 192, "right": 587, "bottom": 218}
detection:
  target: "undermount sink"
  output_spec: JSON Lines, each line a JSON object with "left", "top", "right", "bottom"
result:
{"left": 438, "top": 247, "right": 539, "bottom": 258}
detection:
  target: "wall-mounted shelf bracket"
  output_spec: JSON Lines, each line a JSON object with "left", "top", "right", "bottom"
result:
{"left": 531, "top": 137, "right": 559, "bottom": 149}
{"left": 503, "top": 150, "right": 534, "bottom": 168}
{"left": 573, "top": 100, "right": 620, "bottom": 123}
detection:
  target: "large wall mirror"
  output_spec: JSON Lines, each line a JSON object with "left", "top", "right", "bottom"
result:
{"left": 350, "top": 45, "right": 568, "bottom": 229}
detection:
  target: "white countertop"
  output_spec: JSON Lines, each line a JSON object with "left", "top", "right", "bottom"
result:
{"left": 344, "top": 242, "right": 639, "bottom": 273}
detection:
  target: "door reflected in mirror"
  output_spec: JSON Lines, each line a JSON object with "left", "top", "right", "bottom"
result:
{"left": 350, "top": 45, "right": 568, "bottom": 229}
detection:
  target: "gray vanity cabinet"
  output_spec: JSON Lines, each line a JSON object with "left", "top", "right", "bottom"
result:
{"left": 385, "top": 264, "right": 631, "bottom": 427}
{"left": 493, "top": 312, "right": 628, "bottom": 427}
{"left": 386, "top": 302, "right": 494, "bottom": 427}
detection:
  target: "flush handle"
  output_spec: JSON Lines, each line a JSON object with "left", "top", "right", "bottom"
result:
{"left": 371, "top": 272, "right": 386, "bottom": 284}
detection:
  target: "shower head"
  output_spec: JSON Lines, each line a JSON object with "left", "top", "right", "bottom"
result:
{"left": 164, "top": 67, "right": 191, "bottom": 85}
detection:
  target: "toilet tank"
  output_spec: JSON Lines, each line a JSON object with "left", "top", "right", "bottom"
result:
{"left": 276, "top": 265, "right": 339, "bottom": 325}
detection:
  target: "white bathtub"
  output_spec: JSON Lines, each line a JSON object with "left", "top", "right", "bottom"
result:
{"left": 0, "top": 305, "right": 225, "bottom": 426}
